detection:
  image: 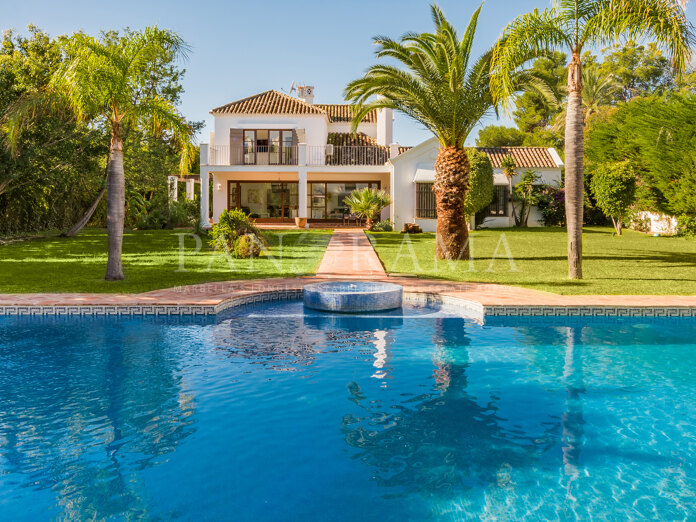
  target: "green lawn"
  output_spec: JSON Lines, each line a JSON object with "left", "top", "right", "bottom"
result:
{"left": 368, "top": 227, "right": 696, "bottom": 295}
{"left": 0, "top": 228, "right": 332, "bottom": 293}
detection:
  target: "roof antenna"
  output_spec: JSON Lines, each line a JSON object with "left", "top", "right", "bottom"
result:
{"left": 288, "top": 81, "right": 296, "bottom": 95}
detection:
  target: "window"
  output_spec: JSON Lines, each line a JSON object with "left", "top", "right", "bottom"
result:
{"left": 488, "top": 185, "right": 509, "bottom": 216}
{"left": 416, "top": 183, "right": 436, "bottom": 219}
{"left": 242, "top": 130, "right": 295, "bottom": 165}
{"left": 228, "top": 181, "right": 298, "bottom": 220}
{"left": 308, "top": 182, "right": 380, "bottom": 219}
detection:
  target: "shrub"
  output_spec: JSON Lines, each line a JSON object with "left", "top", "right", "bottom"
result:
{"left": 463, "top": 149, "right": 494, "bottom": 218}
{"left": 210, "top": 209, "right": 263, "bottom": 252}
{"left": 345, "top": 187, "right": 391, "bottom": 230}
{"left": 512, "top": 170, "right": 541, "bottom": 226}
{"left": 676, "top": 215, "right": 696, "bottom": 237}
{"left": 630, "top": 214, "right": 651, "bottom": 233}
{"left": 591, "top": 161, "right": 637, "bottom": 235}
{"left": 234, "top": 233, "right": 263, "bottom": 258}
{"left": 135, "top": 209, "right": 168, "bottom": 230}
{"left": 372, "top": 219, "right": 393, "bottom": 232}
{"left": 536, "top": 185, "right": 566, "bottom": 227}
{"left": 167, "top": 200, "right": 198, "bottom": 228}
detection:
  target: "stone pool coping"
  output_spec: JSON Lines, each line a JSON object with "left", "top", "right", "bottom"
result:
{"left": 2, "top": 276, "right": 696, "bottom": 320}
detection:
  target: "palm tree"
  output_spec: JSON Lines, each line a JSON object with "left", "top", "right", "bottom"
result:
{"left": 500, "top": 155, "right": 520, "bottom": 225}
{"left": 5, "top": 27, "right": 194, "bottom": 280}
{"left": 491, "top": 0, "right": 694, "bottom": 279}
{"left": 551, "top": 66, "right": 620, "bottom": 131}
{"left": 345, "top": 4, "right": 551, "bottom": 260}
{"left": 344, "top": 187, "right": 391, "bottom": 230}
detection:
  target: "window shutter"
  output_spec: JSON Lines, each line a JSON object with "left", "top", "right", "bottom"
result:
{"left": 230, "top": 129, "right": 243, "bottom": 165}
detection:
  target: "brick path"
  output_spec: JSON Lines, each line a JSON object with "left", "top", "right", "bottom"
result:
{"left": 315, "top": 229, "right": 385, "bottom": 278}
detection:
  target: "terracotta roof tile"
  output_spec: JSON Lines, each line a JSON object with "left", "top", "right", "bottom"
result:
{"left": 476, "top": 147, "right": 559, "bottom": 169}
{"left": 397, "top": 146, "right": 412, "bottom": 155}
{"left": 211, "top": 92, "right": 379, "bottom": 123}
{"left": 327, "top": 132, "right": 384, "bottom": 148}
{"left": 211, "top": 90, "right": 326, "bottom": 115}
{"left": 315, "top": 104, "right": 377, "bottom": 123}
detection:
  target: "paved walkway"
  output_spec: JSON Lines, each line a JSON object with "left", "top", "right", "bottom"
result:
{"left": 315, "top": 229, "right": 386, "bottom": 278}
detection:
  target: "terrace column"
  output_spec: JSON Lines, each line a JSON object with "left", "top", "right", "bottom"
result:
{"left": 200, "top": 167, "right": 211, "bottom": 228}
{"left": 185, "top": 179, "right": 195, "bottom": 201}
{"left": 168, "top": 176, "right": 178, "bottom": 203}
{"left": 298, "top": 142, "right": 308, "bottom": 220}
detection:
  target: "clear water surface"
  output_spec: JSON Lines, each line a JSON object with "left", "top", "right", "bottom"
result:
{"left": 0, "top": 301, "right": 694, "bottom": 520}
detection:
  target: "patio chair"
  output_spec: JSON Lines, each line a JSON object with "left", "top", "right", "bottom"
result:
{"left": 343, "top": 212, "right": 362, "bottom": 226}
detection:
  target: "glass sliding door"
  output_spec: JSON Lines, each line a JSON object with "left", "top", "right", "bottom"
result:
{"left": 307, "top": 181, "right": 380, "bottom": 220}
{"left": 310, "top": 183, "right": 326, "bottom": 219}
{"left": 282, "top": 131, "right": 294, "bottom": 165}
{"left": 243, "top": 131, "right": 255, "bottom": 165}
{"left": 241, "top": 130, "right": 295, "bottom": 165}
{"left": 228, "top": 181, "right": 299, "bottom": 221}
{"left": 269, "top": 131, "right": 281, "bottom": 165}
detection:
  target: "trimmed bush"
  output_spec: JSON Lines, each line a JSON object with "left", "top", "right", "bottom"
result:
{"left": 463, "top": 149, "right": 495, "bottom": 217}
{"left": 210, "top": 209, "right": 263, "bottom": 252}
{"left": 234, "top": 233, "right": 263, "bottom": 258}
{"left": 591, "top": 162, "right": 637, "bottom": 235}
{"left": 677, "top": 215, "right": 696, "bottom": 237}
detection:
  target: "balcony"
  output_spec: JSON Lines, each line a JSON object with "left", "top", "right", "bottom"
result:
{"left": 207, "top": 145, "right": 298, "bottom": 166}
{"left": 307, "top": 145, "right": 388, "bottom": 166}
{"left": 206, "top": 144, "right": 389, "bottom": 167}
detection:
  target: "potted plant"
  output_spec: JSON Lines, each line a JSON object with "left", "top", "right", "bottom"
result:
{"left": 295, "top": 216, "right": 307, "bottom": 228}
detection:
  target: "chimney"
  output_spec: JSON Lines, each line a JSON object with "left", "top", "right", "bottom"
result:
{"left": 389, "top": 143, "right": 400, "bottom": 159}
{"left": 377, "top": 107, "right": 393, "bottom": 146}
{"left": 297, "top": 85, "right": 315, "bottom": 105}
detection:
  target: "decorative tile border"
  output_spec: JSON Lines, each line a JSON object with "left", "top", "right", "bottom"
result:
{"left": 0, "top": 304, "right": 218, "bottom": 317}
{"left": 2, "top": 290, "right": 696, "bottom": 321}
{"left": 215, "top": 289, "right": 304, "bottom": 314}
{"left": 484, "top": 305, "right": 696, "bottom": 318}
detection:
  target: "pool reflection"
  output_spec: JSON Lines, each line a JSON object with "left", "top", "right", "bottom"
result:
{"left": 0, "top": 317, "right": 196, "bottom": 519}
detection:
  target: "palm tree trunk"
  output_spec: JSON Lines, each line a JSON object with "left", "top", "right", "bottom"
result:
{"left": 105, "top": 125, "right": 125, "bottom": 280}
{"left": 433, "top": 147, "right": 470, "bottom": 260}
{"left": 63, "top": 162, "right": 108, "bottom": 238}
{"left": 565, "top": 52, "right": 584, "bottom": 279}
{"left": 63, "top": 187, "right": 105, "bottom": 237}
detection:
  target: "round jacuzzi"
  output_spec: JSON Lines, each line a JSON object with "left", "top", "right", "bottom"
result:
{"left": 303, "top": 281, "right": 403, "bottom": 313}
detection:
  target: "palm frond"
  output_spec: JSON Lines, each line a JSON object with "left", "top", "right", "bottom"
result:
{"left": 1, "top": 90, "right": 72, "bottom": 156}
{"left": 582, "top": 0, "right": 695, "bottom": 73}
{"left": 491, "top": 8, "right": 572, "bottom": 107}
{"left": 345, "top": 3, "right": 528, "bottom": 147}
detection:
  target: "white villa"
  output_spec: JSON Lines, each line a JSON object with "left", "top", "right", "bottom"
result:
{"left": 199, "top": 86, "right": 564, "bottom": 230}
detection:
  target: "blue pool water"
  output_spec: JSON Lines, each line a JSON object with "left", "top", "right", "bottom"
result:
{"left": 0, "top": 301, "right": 695, "bottom": 520}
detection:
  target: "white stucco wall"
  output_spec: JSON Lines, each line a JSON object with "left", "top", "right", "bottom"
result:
{"left": 213, "top": 113, "right": 328, "bottom": 149}
{"left": 390, "top": 138, "right": 563, "bottom": 230}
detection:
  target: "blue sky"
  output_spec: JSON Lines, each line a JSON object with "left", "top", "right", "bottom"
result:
{"left": 2, "top": 0, "right": 694, "bottom": 146}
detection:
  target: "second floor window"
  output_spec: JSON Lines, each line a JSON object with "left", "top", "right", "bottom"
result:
{"left": 243, "top": 130, "right": 295, "bottom": 165}
{"left": 416, "top": 183, "right": 436, "bottom": 219}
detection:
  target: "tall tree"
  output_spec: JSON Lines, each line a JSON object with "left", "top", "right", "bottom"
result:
{"left": 0, "top": 27, "right": 106, "bottom": 236}
{"left": 598, "top": 40, "right": 676, "bottom": 101}
{"left": 551, "top": 66, "right": 620, "bottom": 131}
{"left": 5, "top": 27, "right": 194, "bottom": 280}
{"left": 491, "top": 0, "right": 694, "bottom": 279}
{"left": 345, "top": 3, "right": 549, "bottom": 259}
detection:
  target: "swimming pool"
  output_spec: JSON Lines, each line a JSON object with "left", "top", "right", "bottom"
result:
{"left": 0, "top": 301, "right": 694, "bottom": 520}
